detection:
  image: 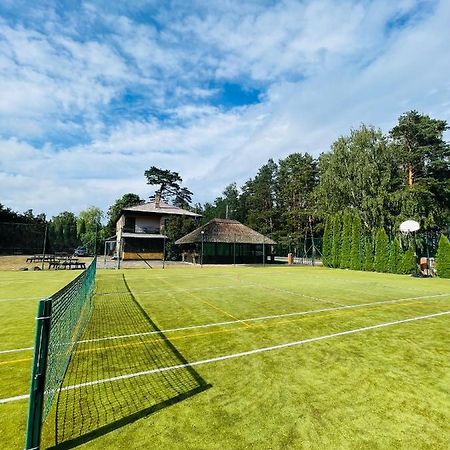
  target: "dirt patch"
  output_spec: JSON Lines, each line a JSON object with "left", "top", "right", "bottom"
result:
{"left": 0, "top": 255, "right": 92, "bottom": 271}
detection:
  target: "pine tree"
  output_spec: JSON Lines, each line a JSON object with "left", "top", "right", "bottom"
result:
{"left": 322, "top": 217, "right": 333, "bottom": 267}
{"left": 364, "top": 237, "right": 374, "bottom": 271}
{"left": 350, "top": 213, "right": 362, "bottom": 270}
{"left": 388, "top": 237, "right": 402, "bottom": 274}
{"left": 374, "top": 228, "right": 389, "bottom": 272}
{"left": 436, "top": 234, "right": 450, "bottom": 278}
{"left": 401, "top": 245, "right": 416, "bottom": 274}
{"left": 339, "top": 210, "right": 352, "bottom": 269}
{"left": 330, "top": 214, "right": 342, "bottom": 268}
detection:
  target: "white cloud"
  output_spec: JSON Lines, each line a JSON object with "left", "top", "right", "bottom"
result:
{"left": 0, "top": 0, "right": 449, "bottom": 218}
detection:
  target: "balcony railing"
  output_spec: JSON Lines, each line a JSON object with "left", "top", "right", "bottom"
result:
{"left": 123, "top": 226, "right": 160, "bottom": 234}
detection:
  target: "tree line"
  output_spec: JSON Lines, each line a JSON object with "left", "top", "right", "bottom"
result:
{"left": 201, "top": 111, "right": 449, "bottom": 244}
{"left": 1, "top": 110, "right": 449, "bottom": 274}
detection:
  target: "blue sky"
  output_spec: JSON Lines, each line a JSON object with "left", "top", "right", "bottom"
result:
{"left": 0, "top": 0, "right": 449, "bottom": 218}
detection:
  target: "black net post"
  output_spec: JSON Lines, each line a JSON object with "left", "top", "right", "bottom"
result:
{"left": 25, "top": 299, "right": 52, "bottom": 450}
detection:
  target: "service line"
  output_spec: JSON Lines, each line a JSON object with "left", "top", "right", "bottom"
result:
{"left": 1, "top": 310, "right": 448, "bottom": 405}
{"left": 1, "top": 293, "right": 448, "bottom": 355}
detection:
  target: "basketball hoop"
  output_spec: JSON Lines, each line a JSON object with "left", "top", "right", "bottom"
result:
{"left": 399, "top": 220, "right": 420, "bottom": 234}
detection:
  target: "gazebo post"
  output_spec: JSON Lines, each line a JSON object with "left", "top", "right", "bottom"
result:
{"left": 262, "top": 236, "right": 265, "bottom": 266}
{"left": 162, "top": 236, "right": 166, "bottom": 269}
{"left": 200, "top": 230, "right": 205, "bottom": 268}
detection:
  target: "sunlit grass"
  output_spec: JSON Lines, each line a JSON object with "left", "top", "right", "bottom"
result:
{"left": 0, "top": 266, "right": 449, "bottom": 449}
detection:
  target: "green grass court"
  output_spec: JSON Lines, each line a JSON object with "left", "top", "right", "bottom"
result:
{"left": 1, "top": 266, "right": 449, "bottom": 449}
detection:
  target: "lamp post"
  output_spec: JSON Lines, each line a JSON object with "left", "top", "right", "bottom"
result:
{"left": 201, "top": 230, "right": 205, "bottom": 268}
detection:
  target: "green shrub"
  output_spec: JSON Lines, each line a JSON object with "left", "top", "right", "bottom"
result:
{"left": 364, "top": 238, "right": 374, "bottom": 271}
{"left": 331, "top": 214, "right": 342, "bottom": 268}
{"left": 436, "top": 234, "right": 450, "bottom": 278}
{"left": 374, "top": 228, "right": 389, "bottom": 273}
{"left": 339, "top": 210, "right": 352, "bottom": 269}
{"left": 401, "top": 245, "right": 416, "bottom": 275}
{"left": 322, "top": 217, "right": 333, "bottom": 267}
{"left": 350, "top": 214, "right": 362, "bottom": 271}
{"left": 388, "top": 237, "right": 402, "bottom": 274}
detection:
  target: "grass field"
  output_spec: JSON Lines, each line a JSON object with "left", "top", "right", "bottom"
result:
{"left": 0, "top": 265, "right": 449, "bottom": 449}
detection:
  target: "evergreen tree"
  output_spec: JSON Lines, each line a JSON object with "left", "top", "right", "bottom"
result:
{"left": 436, "top": 234, "right": 450, "bottom": 278}
{"left": 322, "top": 217, "right": 333, "bottom": 267}
{"left": 391, "top": 111, "right": 450, "bottom": 230}
{"left": 106, "top": 193, "right": 143, "bottom": 235}
{"left": 330, "top": 214, "right": 342, "bottom": 268}
{"left": 350, "top": 213, "right": 362, "bottom": 270}
{"left": 277, "top": 153, "right": 318, "bottom": 240}
{"left": 401, "top": 245, "right": 416, "bottom": 275}
{"left": 144, "top": 166, "right": 192, "bottom": 204}
{"left": 243, "top": 159, "right": 279, "bottom": 236}
{"left": 339, "top": 210, "right": 352, "bottom": 269}
{"left": 364, "top": 237, "right": 374, "bottom": 271}
{"left": 374, "top": 228, "right": 389, "bottom": 272}
{"left": 388, "top": 237, "right": 402, "bottom": 274}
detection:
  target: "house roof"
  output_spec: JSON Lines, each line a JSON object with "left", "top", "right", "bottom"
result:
{"left": 121, "top": 200, "right": 201, "bottom": 218}
{"left": 175, "top": 219, "right": 276, "bottom": 245}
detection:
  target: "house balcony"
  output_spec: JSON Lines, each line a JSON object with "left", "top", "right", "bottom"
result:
{"left": 123, "top": 226, "right": 161, "bottom": 234}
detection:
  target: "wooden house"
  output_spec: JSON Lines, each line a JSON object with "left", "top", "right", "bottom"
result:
{"left": 115, "top": 195, "right": 200, "bottom": 260}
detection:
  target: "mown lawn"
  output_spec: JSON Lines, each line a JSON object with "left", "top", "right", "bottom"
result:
{"left": 0, "top": 265, "right": 449, "bottom": 449}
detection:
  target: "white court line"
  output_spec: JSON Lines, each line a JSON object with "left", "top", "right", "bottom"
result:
{"left": 244, "top": 282, "right": 344, "bottom": 306}
{"left": 0, "top": 297, "right": 39, "bottom": 303}
{"left": 1, "top": 310, "right": 448, "bottom": 405}
{"left": 77, "top": 293, "right": 450, "bottom": 343}
{"left": 1, "top": 293, "right": 449, "bottom": 354}
{"left": 95, "top": 284, "right": 257, "bottom": 297}
{"left": 0, "top": 346, "right": 33, "bottom": 354}
{"left": 0, "top": 394, "right": 29, "bottom": 404}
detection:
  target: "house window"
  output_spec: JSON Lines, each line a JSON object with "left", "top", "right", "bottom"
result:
{"left": 124, "top": 216, "right": 136, "bottom": 233}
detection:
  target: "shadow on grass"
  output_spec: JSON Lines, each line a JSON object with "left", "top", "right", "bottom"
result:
{"left": 47, "top": 274, "right": 211, "bottom": 449}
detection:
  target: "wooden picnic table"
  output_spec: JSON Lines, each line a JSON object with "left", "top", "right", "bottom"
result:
{"left": 26, "top": 255, "right": 56, "bottom": 263}
{"left": 55, "top": 256, "right": 78, "bottom": 263}
{"left": 48, "top": 260, "right": 86, "bottom": 270}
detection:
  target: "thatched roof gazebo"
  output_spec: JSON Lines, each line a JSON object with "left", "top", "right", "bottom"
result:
{"left": 175, "top": 219, "right": 276, "bottom": 264}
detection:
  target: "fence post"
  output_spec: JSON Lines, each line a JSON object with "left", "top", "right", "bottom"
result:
{"left": 25, "top": 299, "right": 52, "bottom": 450}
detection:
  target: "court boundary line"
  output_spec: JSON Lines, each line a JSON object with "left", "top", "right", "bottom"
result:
{"left": 1, "top": 310, "right": 448, "bottom": 405}
{"left": 77, "top": 292, "right": 448, "bottom": 344}
{"left": 1, "top": 293, "right": 449, "bottom": 355}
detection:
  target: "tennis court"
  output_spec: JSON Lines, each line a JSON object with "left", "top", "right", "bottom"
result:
{"left": 0, "top": 265, "right": 449, "bottom": 449}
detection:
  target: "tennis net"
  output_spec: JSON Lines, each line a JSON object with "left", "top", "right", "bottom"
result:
{"left": 25, "top": 258, "right": 96, "bottom": 450}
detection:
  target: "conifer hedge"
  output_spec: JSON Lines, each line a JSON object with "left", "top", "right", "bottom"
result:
{"left": 339, "top": 210, "right": 352, "bottom": 269}
{"left": 374, "top": 228, "right": 389, "bottom": 272}
{"left": 364, "top": 238, "right": 374, "bottom": 271}
{"left": 322, "top": 218, "right": 332, "bottom": 267}
{"left": 331, "top": 214, "right": 342, "bottom": 268}
{"left": 388, "top": 237, "right": 403, "bottom": 274}
{"left": 350, "top": 214, "right": 362, "bottom": 270}
{"left": 401, "top": 245, "right": 416, "bottom": 274}
{"left": 436, "top": 234, "right": 450, "bottom": 278}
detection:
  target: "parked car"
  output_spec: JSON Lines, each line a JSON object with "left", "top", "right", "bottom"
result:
{"left": 74, "top": 246, "right": 88, "bottom": 256}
